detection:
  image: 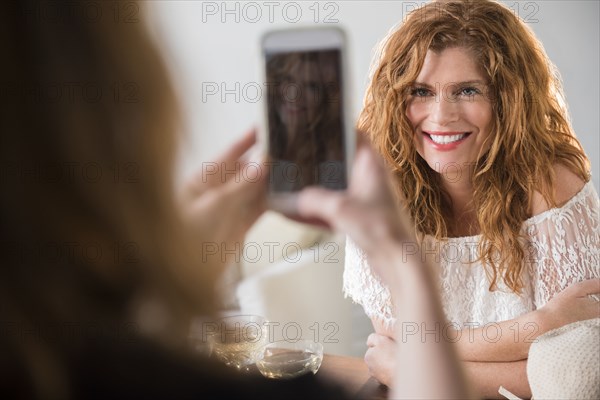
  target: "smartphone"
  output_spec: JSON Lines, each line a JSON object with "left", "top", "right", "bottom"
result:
{"left": 260, "top": 27, "right": 353, "bottom": 212}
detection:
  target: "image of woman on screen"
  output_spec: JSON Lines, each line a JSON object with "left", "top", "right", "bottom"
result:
{"left": 266, "top": 50, "right": 347, "bottom": 192}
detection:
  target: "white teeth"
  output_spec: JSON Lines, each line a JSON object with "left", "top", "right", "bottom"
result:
{"left": 429, "top": 133, "right": 466, "bottom": 144}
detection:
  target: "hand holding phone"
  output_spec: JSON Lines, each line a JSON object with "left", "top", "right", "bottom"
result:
{"left": 260, "top": 27, "right": 353, "bottom": 213}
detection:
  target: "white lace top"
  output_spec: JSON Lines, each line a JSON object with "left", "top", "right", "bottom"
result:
{"left": 344, "top": 181, "right": 600, "bottom": 329}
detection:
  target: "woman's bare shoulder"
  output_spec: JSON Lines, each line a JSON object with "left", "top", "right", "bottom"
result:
{"left": 529, "top": 163, "right": 587, "bottom": 216}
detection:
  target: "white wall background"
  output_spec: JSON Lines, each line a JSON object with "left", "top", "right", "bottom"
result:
{"left": 148, "top": 0, "right": 599, "bottom": 189}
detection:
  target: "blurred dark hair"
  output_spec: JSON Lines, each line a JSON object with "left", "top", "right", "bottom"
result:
{"left": 0, "top": 1, "right": 218, "bottom": 397}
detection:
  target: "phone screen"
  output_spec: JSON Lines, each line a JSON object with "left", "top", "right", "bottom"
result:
{"left": 265, "top": 48, "right": 347, "bottom": 192}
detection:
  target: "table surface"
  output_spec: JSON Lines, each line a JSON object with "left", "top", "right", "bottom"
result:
{"left": 318, "top": 354, "right": 388, "bottom": 399}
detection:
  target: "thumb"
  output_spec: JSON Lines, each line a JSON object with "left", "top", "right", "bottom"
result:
{"left": 296, "top": 187, "right": 346, "bottom": 229}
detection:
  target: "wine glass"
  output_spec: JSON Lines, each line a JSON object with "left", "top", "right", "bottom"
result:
{"left": 255, "top": 339, "right": 324, "bottom": 379}
{"left": 207, "top": 314, "right": 270, "bottom": 371}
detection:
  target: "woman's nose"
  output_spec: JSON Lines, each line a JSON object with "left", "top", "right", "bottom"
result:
{"left": 429, "top": 94, "right": 459, "bottom": 126}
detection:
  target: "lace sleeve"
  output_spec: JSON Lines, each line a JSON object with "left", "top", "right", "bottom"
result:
{"left": 527, "top": 182, "right": 600, "bottom": 308}
{"left": 343, "top": 236, "right": 395, "bottom": 326}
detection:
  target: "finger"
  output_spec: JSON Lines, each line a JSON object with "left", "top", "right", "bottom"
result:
{"left": 587, "top": 294, "right": 600, "bottom": 303}
{"left": 367, "top": 333, "right": 377, "bottom": 347}
{"left": 578, "top": 299, "right": 600, "bottom": 321}
{"left": 364, "top": 348, "right": 374, "bottom": 370}
{"left": 349, "top": 137, "right": 396, "bottom": 203}
{"left": 215, "top": 129, "right": 257, "bottom": 165}
{"left": 226, "top": 159, "right": 268, "bottom": 193}
{"left": 355, "top": 131, "right": 386, "bottom": 173}
{"left": 203, "top": 129, "right": 258, "bottom": 187}
{"left": 366, "top": 333, "right": 383, "bottom": 347}
{"left": 585, "top": 298, "right": 600, "bottom": 311}
{"left": 296, "top": 186, "right": 346, "bottom": 229}
{"left": 223, "top": 162, "right": 269, "bottom": 224}
{"left": 571, "top": 278, "right": 600, "bottom": 296}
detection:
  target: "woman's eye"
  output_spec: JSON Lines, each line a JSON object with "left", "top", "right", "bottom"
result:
{"left": 459, "top": 87, "right": 480, "bottom": 97}
{"left": 411, "top": 87, "right": 431, "bottom": 97}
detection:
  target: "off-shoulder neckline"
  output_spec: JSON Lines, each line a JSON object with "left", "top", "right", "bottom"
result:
{"left": 429, "top": 180, "right": 597, "bottom": 242}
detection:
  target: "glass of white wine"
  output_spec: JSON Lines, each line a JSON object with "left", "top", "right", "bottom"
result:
{"left": 255, "top": 339, "right": 324, "bottom": 379}
{"left": 207, "top": 314, "right": 269, "bottom": 371}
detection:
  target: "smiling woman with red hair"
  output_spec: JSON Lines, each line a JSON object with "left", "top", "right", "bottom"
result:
{"left": 344, "top": 0, "right": 600, "bottom": 398}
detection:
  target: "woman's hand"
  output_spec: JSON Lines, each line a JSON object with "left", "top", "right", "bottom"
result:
{"left": 296, "top": 135, "right": 415, "bottom": 284}
{"left": 365, "top": 333, "right": 397, "bottom": 387}
{"left": 536, "top": 278, "right": 600, "bottom": 333}
{"left": 179, "top": 130, "right": 267, "bottom": 266}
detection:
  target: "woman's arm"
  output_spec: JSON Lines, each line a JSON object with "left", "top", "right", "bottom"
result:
{"left": 381, "top": 244, "right": 471, "bottom": 400}
{"left": 463, "top": 360, "right": 530, "bottom": 400}
{"left": 435, "top": 279, "right": 600, "bottom": 362}
{"left": 370, "top": 305, "right": 543, "bottom": 363}
{"left": 446, "top": 312, "right": 542, "bottom": 362}
{"left": 365, "top": 279, "right": 600, "bottom": 397}
{"left": 373, "top": 311, "right": 541, "bottom": 362}
{"left": 364, "top": 332, "right": 530, "bottom": 399}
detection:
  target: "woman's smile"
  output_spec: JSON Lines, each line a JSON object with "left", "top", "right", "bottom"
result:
{"left": 423, "top": 130, "right": 473, "bottom": 150}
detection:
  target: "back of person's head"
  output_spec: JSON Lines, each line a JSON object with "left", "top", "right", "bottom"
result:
{"left": 0, "top": 1, "right": 218, "bottom": 397}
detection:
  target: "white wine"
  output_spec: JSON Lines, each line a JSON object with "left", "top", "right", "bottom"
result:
{"left": 210, "top": 332, "right": 268, "bottom": 370}
{"left": 256, "top": 349, "right": 323, "bottom": 379}
{"left": 205, "top": 314, "right": 270, "bottom": 371}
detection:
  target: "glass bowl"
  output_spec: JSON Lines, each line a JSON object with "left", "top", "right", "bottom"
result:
{"left": 206, "top": 314, "right": 269, "bottom": 371}
{"left": 255, "top": 339, "right": 324, "bottom": 379}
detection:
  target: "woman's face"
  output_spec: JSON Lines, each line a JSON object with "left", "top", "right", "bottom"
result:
{"left": 406, "top": 47, "right": 493, "bottom": 177}
{"left": 277, "top": 59, "right": 322, "bottom": 129}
